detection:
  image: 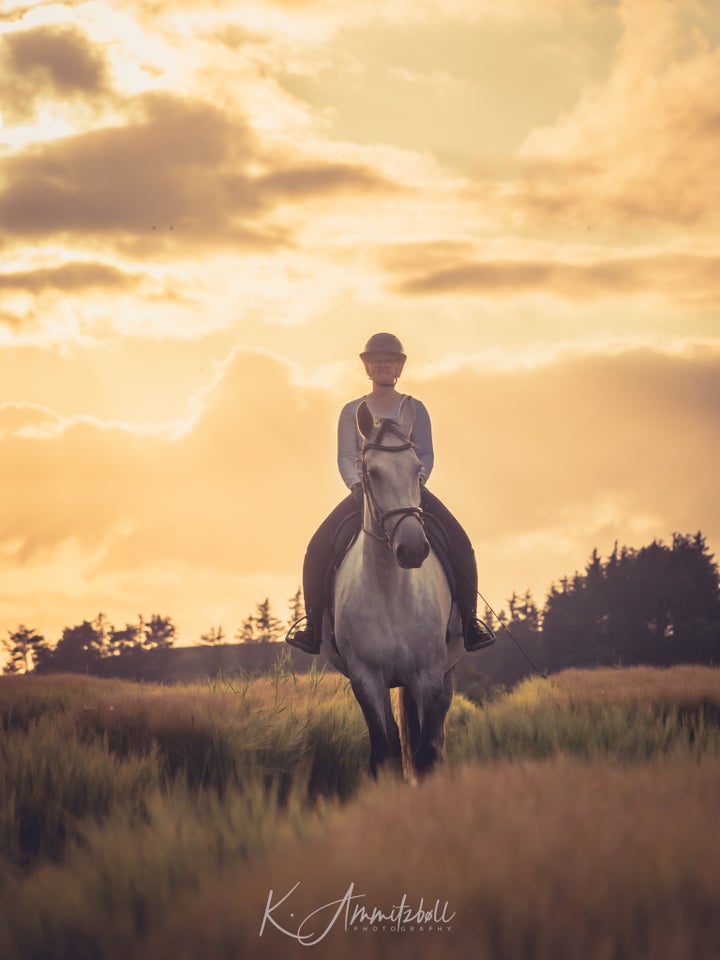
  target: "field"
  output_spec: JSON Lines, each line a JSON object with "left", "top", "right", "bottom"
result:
{"left": 1, "top": 662, "right": 720, "bottom": 959}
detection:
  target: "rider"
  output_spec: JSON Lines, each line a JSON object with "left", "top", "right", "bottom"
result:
{"left": 287, "top": 332, "right": 495, "bottom": 655}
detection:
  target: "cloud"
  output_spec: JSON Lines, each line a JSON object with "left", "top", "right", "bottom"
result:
{"left": 0, "top": 90, "right": 397, "bottom": 253}
{"left": 0, "top": 259, "right": 187, "bottom": 341}
{"left": 0, "top": 25, "right": 110, "bottom": 122}
{"left": 0, "top": 402, "right": 63, "bottom": 438}
{"left": 0, "top": 94, "right": 259, "bottom": 241}
{"left": 0, "top": 261, "right": 140, "bottom": 293}
{"left": 1, "top": 343, "right": 719, "bottom": 637}
{"left": 0, "top": 349, "right": 340, "bottom": 573}
{"left": 257, "top": 162, "right": 395, "bottom": 198}
{"left": 0, "top": 308, "right": 36, "bottom": 332}
{"left": 499, "top": 0, "right": 720, "bottom": 229}
{"left": 2, "top": 0, "right": 718, "bottom": 642}
{"left": 424, "top": 344, "right": 720, "bottom": 539}
{"left": 382, "top": 247, "right": 720, "bottom": 304}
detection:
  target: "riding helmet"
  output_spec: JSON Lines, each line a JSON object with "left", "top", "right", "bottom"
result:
{"left": 360, "top": 333, "right": 407, "bottom": 363}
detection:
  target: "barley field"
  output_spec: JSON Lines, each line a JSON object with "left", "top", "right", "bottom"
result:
{"left": 1, "top": 662, "right": 719, "bottom": 960}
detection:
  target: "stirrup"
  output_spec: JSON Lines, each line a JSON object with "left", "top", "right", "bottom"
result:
{"left": 285, "top": 617, "right": 321, "bottom": 655}
{"left": 465, "top": 617, "right": 496, "bottom": 652}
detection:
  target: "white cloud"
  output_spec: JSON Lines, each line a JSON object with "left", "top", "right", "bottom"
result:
{"left": 510, "top": 0, "right": 720, "bottom": 229}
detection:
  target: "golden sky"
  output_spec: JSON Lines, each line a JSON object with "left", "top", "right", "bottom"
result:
{"left": 1, "top": 0, "right": 719, "bottom": 648}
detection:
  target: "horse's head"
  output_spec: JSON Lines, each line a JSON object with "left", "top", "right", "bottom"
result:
{"left": 357, "top": 398, "right": 430, "bottom": 568}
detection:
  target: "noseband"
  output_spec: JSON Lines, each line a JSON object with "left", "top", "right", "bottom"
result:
{"left": 361, "top": 420, "right": 425, "bottom": 548}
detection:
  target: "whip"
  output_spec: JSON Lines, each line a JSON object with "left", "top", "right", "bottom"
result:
{"left": 477, "top": 589, "right": 548, "bottom": 680}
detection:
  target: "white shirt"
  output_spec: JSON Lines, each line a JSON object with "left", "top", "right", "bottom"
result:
{"left": 337, "top": 394, "right": 434, "bottom": 489}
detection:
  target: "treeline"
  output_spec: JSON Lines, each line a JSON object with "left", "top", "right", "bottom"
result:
{"left": 3, "top": 533, "right": 719, "bottom": 680}
{"left": 492, "top": 532, "right": 720, "bottom": 680}
{"left": 199, "top": 590, "right": 304, "bottom": 646}
{"left": 1, "top": 590, "right": 305, "bottom": 676}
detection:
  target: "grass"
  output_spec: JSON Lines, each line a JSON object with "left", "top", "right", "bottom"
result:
{"left": 448, "top": 665, "right": 720, "bottom": 764}
{"left": 140, "top": 758, "right": 720, "bottom": 960}
{"left": 0, "top": 663, "right": 718, "bottom": 959}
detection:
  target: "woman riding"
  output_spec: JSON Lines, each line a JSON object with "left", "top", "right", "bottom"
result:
{"left": 287, "top": 332, "right": 495, "bottom": 654}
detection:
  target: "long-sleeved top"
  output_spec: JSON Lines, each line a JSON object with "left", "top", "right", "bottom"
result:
{"left": 337, "top": 394, "right": 434, "bottom": 489}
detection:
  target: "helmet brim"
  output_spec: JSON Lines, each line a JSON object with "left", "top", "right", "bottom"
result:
{"left": 360, "top": 352, "right": 407, "bottom": 363}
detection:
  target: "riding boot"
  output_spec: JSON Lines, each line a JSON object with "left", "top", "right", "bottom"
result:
{"left": 286, "top": 611, "right": 322, "bottom": 654}
{"left": 463, "top": 615, "right": 496, "bottom": 652}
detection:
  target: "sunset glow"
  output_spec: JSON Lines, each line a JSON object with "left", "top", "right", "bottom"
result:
{"left": 1, "top": 0, "right": 719, "bottom": 649}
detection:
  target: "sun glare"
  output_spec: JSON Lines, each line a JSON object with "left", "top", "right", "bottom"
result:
{"left": 5, "top": 3, "right": 68, "bottom": 30}
{"left": 0, "top": 103, "right": 77, "bottom": 147}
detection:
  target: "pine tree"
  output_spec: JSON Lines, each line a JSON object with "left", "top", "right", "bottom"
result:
{"left": 253, "top": 598, "right": 284, "bottom": 643}
{"left": 144, "top": 614, "right": 177, "bottom": 650}
{"left": 288, "top": 587, "right": 305, "bottom": 626}
{"left": 236, "top": 598, "right": 284, "bottom": 642}
{"left": 108, "top": 622, "right": 141, "bottom": 656}
{"left": 1, "top": 625, "right": 48, "bottom": 674}
{"left": 235, "top": 617, "right": 256, "bottom": 643}
{"left": 48, "top": 619, "right": 106, "bottom": 672}
{"left": 200, "top": 626, "right": 226, "bottom": 645}
{"left": 540, "top": 532, "right": 720, "bottom": 670}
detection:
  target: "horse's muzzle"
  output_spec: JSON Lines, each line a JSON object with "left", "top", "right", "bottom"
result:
{"left": 395, "top": 537, "right": 430, "bottom": 569}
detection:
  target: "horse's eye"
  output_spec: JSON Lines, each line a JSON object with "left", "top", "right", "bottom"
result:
{"left": 368, "top": 467, "right": 380, "bottom": 480}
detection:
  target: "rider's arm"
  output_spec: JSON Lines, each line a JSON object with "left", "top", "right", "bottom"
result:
{"left": 337, "top": 400, "right": 362, "bottom": 488}
{"left": 412, "top": 399, "right": 434, "bottom": 483}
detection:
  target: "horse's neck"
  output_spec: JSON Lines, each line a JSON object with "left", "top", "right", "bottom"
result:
{"left": 357, "top": 531, "right": 404, "bottom": 581}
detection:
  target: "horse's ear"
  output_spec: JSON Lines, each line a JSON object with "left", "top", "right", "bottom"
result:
{"left": 398, "top": 395, "right": 416, "bottom": 438}
{"left": 357, "top": 400, "right": 375, "bottom": 440}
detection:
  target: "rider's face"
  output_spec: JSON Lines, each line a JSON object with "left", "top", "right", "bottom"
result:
{"left": 365, "top": 354, "right": 403, "bottom": 385}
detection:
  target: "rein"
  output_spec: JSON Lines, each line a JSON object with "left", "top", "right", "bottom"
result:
{"left": 361, "top": 420, "right": 425, "bottom": 548}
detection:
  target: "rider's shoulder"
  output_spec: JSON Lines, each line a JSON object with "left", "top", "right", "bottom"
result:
{"left": 408, "top": 396, "right": 430, "bottom": 416}
{"left": 340, "top": 397, "right": 367, "bottom": 416}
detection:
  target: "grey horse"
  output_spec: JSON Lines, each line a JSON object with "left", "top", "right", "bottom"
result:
{"left": 322, "top": 397, "right": 464, "bottom": 779}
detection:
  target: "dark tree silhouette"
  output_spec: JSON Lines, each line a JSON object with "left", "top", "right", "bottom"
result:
{"left": 108, "top": 623, "right": 142, "bottom": 656}
{"left": 199, "top": 626, "right": 226, "bottom": 645}
{"left": 143, "top": 614, "right": 176, "bottom": 650}
{"left": 489, "top": 590, "right": 544, "bottom": 682}
{"left": 32, "top": 611, "right": 177, "bottom": 673}
{"left": 287, "top": 586, "right": 305, "bottom": 627}
{"left": 11, "top": 532, "right": 719, "bottom": 682}
{"left": 46, "top": 619, "right": 106, "bottom": 673}
{"left": 541, "top": 532, "right": 720, "bottom": 670}
{"left": 236, "top": 598, "right": 284, "bottom": 642}
{"left": 1, "top": 625, "right": 48, "bottom": 674}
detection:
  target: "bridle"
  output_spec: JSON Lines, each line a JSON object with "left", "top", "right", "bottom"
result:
{"left": 361, "top": 420, "right": 425, "bottom": 548}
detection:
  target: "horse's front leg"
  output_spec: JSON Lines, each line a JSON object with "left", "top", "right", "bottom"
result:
{"left": 413, "top": 669, "right": 454, "bottom": 775}
{"left": 349, "top": 670, "right": 402, "bottom": 778}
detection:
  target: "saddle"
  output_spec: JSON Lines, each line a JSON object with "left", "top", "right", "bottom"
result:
{"left": 325, "top": 512, "right": 361, "bottom": 594}
{"left": 422, "top": 511, "right": 457, "bottom": 598}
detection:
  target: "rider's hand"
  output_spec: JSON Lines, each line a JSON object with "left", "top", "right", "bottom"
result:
{"left": 351, "top": 482, "right": 364, "bottom": 507}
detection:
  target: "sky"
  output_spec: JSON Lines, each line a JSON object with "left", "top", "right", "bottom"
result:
{"left": 1, "top": 0, "right": 719, "bottom": 650}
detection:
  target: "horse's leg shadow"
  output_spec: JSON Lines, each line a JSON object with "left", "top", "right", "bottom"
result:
{"left": 350, "top": 673, "right": 403, "bottom": 779}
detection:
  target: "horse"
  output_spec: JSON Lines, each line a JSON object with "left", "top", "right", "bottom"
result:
{"left": 321, "top": 397, "right": 465, "bottom": 779}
